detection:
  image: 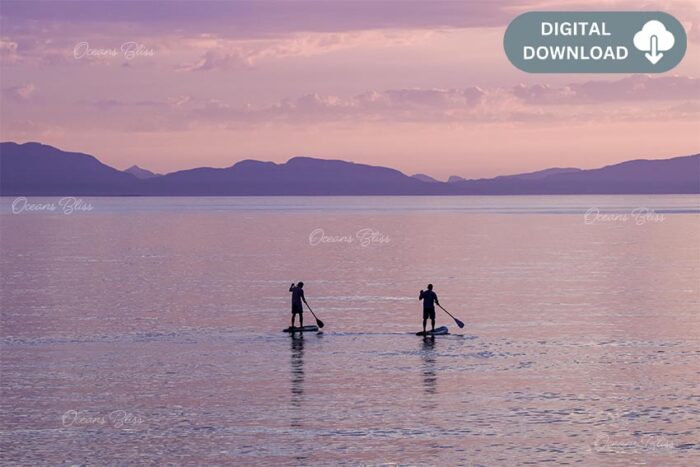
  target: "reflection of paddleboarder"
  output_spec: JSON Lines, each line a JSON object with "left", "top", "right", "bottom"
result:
{"left": 290, "top": 334, "right": 305, "bottom": 428}
{"left": 419, "top": 284, "right": 440, "bottom": 335}
{"left": 289, "top": 282, "right": 310, "bottom": 328}
{"left": 421, "top": 337, "right": 437, "bottom": 402}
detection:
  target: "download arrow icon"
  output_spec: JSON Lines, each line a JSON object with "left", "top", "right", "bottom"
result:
{"left": 645, "top": 35, "right": 663, "bottom": 64}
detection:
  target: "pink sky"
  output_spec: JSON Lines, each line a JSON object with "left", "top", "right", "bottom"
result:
{"left": 1, "top": 0, "right": 699, "bottom": 179}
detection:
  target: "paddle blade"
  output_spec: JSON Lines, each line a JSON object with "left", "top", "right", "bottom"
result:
{"left": 316, "top": 318, "right": 325, "bottom": 328}
{"left": 454, "top": 317, "right": 465, "bottom": 328}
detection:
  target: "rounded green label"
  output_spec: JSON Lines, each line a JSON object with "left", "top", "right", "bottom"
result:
{"left": 504, "top": 11, "right": 687, "bottom": 73}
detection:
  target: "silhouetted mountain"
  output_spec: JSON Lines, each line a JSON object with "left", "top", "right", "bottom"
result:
{"left": 449, "top": 156, "right": 699, "bottom": 194}
{"left": 501, "top": 167, "right": 581, "bottom": 181}
{"left": 0, "top": 142, "right": 139, "bottom": 195}
{"left": 412, "top": 173, "right": 440, "bottom": 183}
{"left": 124, "top": 165, "right": 160, "bottom": 179}
{"left": 139, "top": 156, "right": 436, "bottom": 195}
{"left": 449, "top": 167, "right": 580, "bottom": 183}
{"left": 1, "top": 141, "right": 698, "bottom": 196}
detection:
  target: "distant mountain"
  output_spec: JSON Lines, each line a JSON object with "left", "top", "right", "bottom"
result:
{"left": 124, "top": 165, "right": 160, "bottom": 179}
{"left": 0, "top": 142, "right": 139, "bottom": 195}
{"left": 449, "top": 156, "right": 699, "bottom": 194}
{"left": 500, "top": 167, "right": 581, "bottom": 181}
{"left": 412, "top": 173, "right": 440, "bottom": 183}
{"left": 1, "top": 141, "right": 698, "bottom": 196}
{"left": 139, "top": 156, "right": 436, "bottom": 195}
{"left": 449, "top": 167, "right": 580, "bottom": 183}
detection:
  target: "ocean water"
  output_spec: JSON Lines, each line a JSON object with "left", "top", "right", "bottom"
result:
{"left": 1, "top": 195, "right": 699, "bottom": 466}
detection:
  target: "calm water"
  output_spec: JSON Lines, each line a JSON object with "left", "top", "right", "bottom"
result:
{"left": 1, "top": 195, "right": 699, "bottom": 466}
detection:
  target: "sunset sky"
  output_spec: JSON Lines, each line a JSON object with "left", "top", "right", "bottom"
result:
{"left": 1, "top": 0, "right": 699, "bottom": 179}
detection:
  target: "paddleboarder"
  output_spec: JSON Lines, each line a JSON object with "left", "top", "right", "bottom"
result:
{"left": 289, "top": 281, "right": 309, "bottom": 329}
{"left": 419, "top": 284, "right": 440, "bottom": 335}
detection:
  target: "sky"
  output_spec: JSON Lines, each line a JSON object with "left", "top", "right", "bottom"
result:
{"left": 1, "top": 0, "right": 699, "bottom": 179}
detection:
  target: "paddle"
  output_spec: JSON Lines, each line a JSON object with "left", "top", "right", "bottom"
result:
{"left": 437, "top": 303, "right": 464, "bottom": 328}
{"left": 304, "top": 303, "right": 325, "bottom": 328}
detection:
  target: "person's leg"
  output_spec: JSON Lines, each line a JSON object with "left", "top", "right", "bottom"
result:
{"left": 291, "top": 312, "right": 296, "bottom": 328}
{"left": 430, "top": 309, "right": 436, "bottom": 332}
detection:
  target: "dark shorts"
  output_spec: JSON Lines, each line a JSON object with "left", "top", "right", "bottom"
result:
{"left": 292, "top": 303, "right": 303, "bottom": 315}
{"left": 423, "top": 307, "right": 435, "bottom": 321}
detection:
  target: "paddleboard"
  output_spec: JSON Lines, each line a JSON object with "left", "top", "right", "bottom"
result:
{"left": 416, "top": 326, "right": 449, "bottom": 336}
{"left": 283, "top": 325, "right": 319, "bottom": 333}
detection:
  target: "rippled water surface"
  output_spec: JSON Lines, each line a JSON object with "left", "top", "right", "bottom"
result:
{"left": 1, "top": 196, "right": 699, "bottom": 465}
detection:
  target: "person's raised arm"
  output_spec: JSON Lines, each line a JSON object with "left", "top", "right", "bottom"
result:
{"left": 419, "top": 290, "right": 424, "bottom": 300}
{"left": 289, "top": 283, "right": 295, "bottom": 292}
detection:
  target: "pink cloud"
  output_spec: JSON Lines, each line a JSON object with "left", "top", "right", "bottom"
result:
{"left": 175, "top": 30, "right": 435, "bottom": 72}
{"left": 513, "top": 75, "right": 700, "bottom": 104}
{"left": 2, "top": 83, "right": 36, "bottom": 101}
{"left": 176, "top": 49, "right": 253, "bottom": 72}
{"left": 0, "top": 38, "right": 20, "bottom": 63}
{"left": 180, "top": 76, "right": 699, "bottom": 124}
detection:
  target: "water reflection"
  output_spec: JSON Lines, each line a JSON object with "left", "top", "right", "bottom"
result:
{"left": 290, "top": 334, "right": 305, "bottom": 428}
{"left": 420, "top": 336, "right": 437, "bottom": 411}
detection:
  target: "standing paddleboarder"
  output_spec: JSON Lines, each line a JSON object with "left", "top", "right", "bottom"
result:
{"left": 419, "top": 284, "right": 440, "bottom": 335}
{"left": 289, "top": 281, "right": 309, "bottom": 329}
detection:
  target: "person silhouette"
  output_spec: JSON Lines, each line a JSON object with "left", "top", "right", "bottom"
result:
{"left": 419, "top": 284, "right": 440, "bottom": 334}
{"left": 289, "top": 281, "right": 309, "bottom": 329}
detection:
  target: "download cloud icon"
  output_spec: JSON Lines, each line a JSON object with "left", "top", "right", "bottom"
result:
{"left": 634, "top": 20, "right": 675, "bottom": 64}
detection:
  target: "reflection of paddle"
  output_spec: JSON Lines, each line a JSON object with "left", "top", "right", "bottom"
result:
{"left": 304, "top": 303, "right": 324, "bottom": 328}
{"left": 437, "top": 304, "right": 464, "bottom": 328}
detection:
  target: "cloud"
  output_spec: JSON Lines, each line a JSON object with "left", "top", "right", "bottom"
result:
{"left": 512, "top": 75, "right": 700, "bottom": 105}
{"left": 0, "top": 1, "right": 512, "bottom": 37}
{"left": 176, "top": 49, "right": 252, "bottom": 72}
{"left": 79, "top": 96, "right": 192, "bottom": 112}
{"left": 185, "top": 87, "right": 501, "bottom": 124}
{"left": 633, "top": 20, "right": 676, "bottom": 52}
{"left": 191, "top": 76, "right": 698, "bottom": 123}
{"left": 175, "top": 30, "right": 434, "bottom": 71}
{"left": 0, "top": 35, "right": 78, "bottom": 66}
{"left": 0, "top": 119, "right": 64, "bottom": 138}
{"left": 3, "top": 0, "right": 697, "bottom": 42}
{"left": 31, "top": 75, "right": 693, "bottom": 132}
{"left": 4, "top": 0, "right": 696, "bottom": 71}
{"left": 2, "top": 83, "right": 36, "bottom": 101}
{"left": 0, "top": 38, "right": 20, "bottom": 63}
{"left": 4, "top": 76, "right": 696, "bottom": 134}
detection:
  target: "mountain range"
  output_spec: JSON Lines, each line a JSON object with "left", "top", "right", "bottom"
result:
{"left": 1, "top": 141, "right": 698, "bottom": 196}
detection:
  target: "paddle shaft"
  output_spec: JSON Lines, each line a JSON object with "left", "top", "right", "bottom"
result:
{"left": 304, "top": 302, "right": 324, "bottom": 328}
{"left": 437, "top": 303, "right": 456, "bottom": 319}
